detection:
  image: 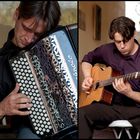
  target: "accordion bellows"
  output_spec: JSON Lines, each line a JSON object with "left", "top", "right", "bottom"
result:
{"left": 9, "top": 26, "right": 77, "bottom": 136}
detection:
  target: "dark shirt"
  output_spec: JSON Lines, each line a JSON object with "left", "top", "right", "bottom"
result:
{"left": 82, "top": 39, "right": 140, "bottom": 106}
{"left": 0, "top": 29, "right": 34, "bottom": 131}
{"left": 0, "top": 29, "right": 23, "bottom": 101}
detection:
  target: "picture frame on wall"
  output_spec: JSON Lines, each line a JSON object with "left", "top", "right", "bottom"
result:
{"left": 93, "top": 4, "right": 101, "bottom": 40}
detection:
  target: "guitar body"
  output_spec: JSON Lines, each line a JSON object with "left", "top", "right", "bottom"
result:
{"left": 79, "top": 65, "right": 113, "bottom": 108}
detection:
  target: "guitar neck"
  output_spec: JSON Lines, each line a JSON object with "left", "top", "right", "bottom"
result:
{"left": 99, "top": 72, "right": 140, "bottom": 87}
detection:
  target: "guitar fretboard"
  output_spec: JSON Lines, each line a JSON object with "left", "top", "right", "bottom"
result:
{"left": 98, "top": 72, "right": 140, "bottom": 88}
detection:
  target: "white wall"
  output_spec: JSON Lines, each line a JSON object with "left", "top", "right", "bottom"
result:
{"left": 79, "top": 1, "right": 125, "bottom": 62}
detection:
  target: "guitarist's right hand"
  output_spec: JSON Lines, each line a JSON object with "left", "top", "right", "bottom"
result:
{"left": 82, "top": 76, "right": 93, "bottom": 94}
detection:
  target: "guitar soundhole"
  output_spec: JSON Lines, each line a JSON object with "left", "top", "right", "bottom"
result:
{"left": 96, "top": 82, "right": 100, "bottom": 89}
{"left": 92, "top": 82, "right": 99, "bottom": 90}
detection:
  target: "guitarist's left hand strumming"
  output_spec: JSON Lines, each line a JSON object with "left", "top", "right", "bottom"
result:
{"left": 112, "top": 78, "right": 133, "bottom": 97}
{"left": 112, "top": 77, "right": 140, "bottom": 104}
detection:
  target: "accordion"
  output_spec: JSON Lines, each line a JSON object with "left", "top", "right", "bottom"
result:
{"left": 9, "top": 25, "right": 77, "bottom": 137}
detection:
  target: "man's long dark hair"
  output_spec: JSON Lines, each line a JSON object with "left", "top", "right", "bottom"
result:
{"left": 109, "top": 16, "right": 135, "bottom": 42}
{"left": 18, "top": 1, "right": 61, "bottom": 32}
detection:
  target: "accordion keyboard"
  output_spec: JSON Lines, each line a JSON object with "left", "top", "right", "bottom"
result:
{"left": 9, "top": 26, "right": 77, "bottom": 137}
{"left": 9, "top": 53, "right": 56, "bottom": 136}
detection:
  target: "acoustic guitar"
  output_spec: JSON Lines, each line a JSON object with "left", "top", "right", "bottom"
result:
{"left": 79, "top": 65, "right": 140, "bottom": 108}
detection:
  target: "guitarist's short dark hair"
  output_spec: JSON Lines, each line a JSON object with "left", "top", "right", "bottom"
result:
{"left": 109, "top": 16, "right": 135, "bottom": 42}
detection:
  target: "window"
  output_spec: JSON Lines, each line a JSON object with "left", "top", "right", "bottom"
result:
{"left": 0, "top": 1, "right": 77, "bottom": 27}
{"left": 125, "top": 1, "right": 140, "bottom": 31}
{"left": 59, "top": 1, "right": 77, "bottom": 25}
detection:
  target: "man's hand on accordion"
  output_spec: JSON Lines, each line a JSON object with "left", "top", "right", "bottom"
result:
{"left": 0, "top": 83, "right": 32, "bottom": 117}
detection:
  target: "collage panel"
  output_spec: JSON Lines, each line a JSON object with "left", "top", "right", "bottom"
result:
{"left": 0, "top": 1, "right": 78, "bottom": 139}
{"left": 79, "top": 1, "right": 140, "bottom": 139}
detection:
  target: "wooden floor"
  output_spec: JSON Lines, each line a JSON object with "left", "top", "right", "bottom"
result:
{"left": 0, "top": 126, "right": 138, "bottom": 139}
{"left": 92, "top": 128, "right": 115, "bottom": 139}
{"left": 0, "top": 128, "right": 114, "bottom": 139}
{"left": 92, "top": 127, "right": 139, "bottom": 139}
{"left": 0, "top": 118, "right": 16, "bottom": 139}
{"left": 0, "top": 133, "right": 16, "bottom": 139}
{"left": 0, "top": 128, "right": 118, "bottom": 139}
{"left": 0, "top": 130, "right": 16, "bottom": 139}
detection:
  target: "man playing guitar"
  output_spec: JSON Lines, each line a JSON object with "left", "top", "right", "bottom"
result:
{"left": 79, "top": 16, "right": 140, "bottom": 139}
